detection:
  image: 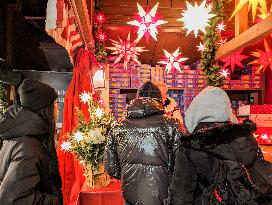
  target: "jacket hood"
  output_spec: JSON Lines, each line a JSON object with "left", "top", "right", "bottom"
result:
{"left": 0, "top": 105, "right": 48, "bottom": 140}
{"left": 186, "top": 120, "right": 256, "bottom": 149}
{"left": 126, "top": 97, "right": 164, "bottom": 119}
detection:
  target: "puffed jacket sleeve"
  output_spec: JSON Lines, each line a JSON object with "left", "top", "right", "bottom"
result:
{"left": 169, "top": 145, "right": 197, "bottom": 205}
{"left": 103, "top": 129, "right": 121, "bottom": 179}
{"left": 0, "top": 142, "right": 61, "bottom": 205}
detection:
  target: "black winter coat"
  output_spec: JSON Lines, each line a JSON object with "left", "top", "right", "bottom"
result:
{"left": 0, "top": 105, "right": 62, "bottom": 205}
{"left": 169, "top": 120, "right": 272, "bottom": 205}
{"left": 104, "top": 98, "right": 184, "bottom": 205}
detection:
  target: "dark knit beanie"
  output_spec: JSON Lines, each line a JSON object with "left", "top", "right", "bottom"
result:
{"left": 137, "top": 81, "right": 162, "bottom": 100}
{"left": 18, "top": 79, "right": 58, "bottom": 112}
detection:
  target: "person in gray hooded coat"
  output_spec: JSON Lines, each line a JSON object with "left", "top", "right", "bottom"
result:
{"left": 104, "top": 81, "right": 185, "bottom": 205}
{"left": 0, "top": 79, "right": 62, "bottom": 205}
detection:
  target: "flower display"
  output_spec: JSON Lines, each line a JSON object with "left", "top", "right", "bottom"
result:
{"left": 61, "top": 92, "right": 115, "bottom": 187}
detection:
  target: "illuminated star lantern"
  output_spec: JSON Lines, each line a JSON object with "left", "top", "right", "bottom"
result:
{"left": 127, "top": 3, "right": 167, "bottom": 42}
{"left": 178, "top": 0, "right": 215, "bottom": 37}
{"left": 219, "top": 69, "right": 230, "bottom": 78}
{"left": 250, "top": 39, "right": 272, "bottom": 73}
{"left": 95, "top": 13, "right": 106, "bottom": 24}
{"left": 216, "top": 22, "right": 226, "bottom": 33}
{"left": 61, "top": 141, "right": 72, "bottom": 151}
{"left": 221, "top": 49, "right": 248, "bottom": 73}
{"left": 158, "top": 47, "right": 188, "bottom": 74}
{"left": 74, "top": 131, "right": 84, "bottom": 142}
{"left": 95, "top": 107, "right": 104, "bottom": 118}
{"left": 257, "top": 4, "right": 272, "bottom": 22}
{"left": 107, "top": 32, "right": 148, "bottom": 69}
{"left": 218, "top": 38, "right": 227, "bottom": 47}
{"left": 197, "top": 42, "right": 206, "bottom": 52}
{"left": 79, "top": 91, "right": 92, "bottom": 104}
{"left": 96, "top": 31, "right": 107, "bottom": 42}
{"left": 230, "top": 0, "right": 267, "bottom": 22}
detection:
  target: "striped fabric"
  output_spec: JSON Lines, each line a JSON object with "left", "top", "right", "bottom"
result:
{"left": 46, "top": 0, "right": 83, "bottom": 65}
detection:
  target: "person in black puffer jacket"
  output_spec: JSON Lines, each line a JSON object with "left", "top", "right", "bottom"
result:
{"left": 104, "top": 81, "right": 185, "bottom": 205}
{"left": 169, "top": 86, "right": 272, "bottom": 205}
{"left": 0, "top": 79, "right": 62, "bottom": 205}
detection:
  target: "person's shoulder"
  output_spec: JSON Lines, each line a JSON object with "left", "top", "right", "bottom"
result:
{"left": 12, "top": 136, "right": 43, "bottom": 156}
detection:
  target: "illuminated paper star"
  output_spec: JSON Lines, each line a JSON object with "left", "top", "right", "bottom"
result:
{"left": 95, "top": 107, "right": 104, "bottom": 118}
{"left": 221, "top": 49, "right": 248, "bottom": 73}
{"left": 158, "top": 47, "right": 188, "bottom": 74}
{"left": 79, "top": 91, "right": 92, "bottom": 104}
{"left": 74, "top": 131, "right": 84, "bottom": 142}
{"left": 230, "top": 0, "right": 267, "bottom": 22}
{"left": 219, "top": 69, "right": 230, "bottom": 78}
{"left": 250, "top": 39, "right": 272, "bottom": 73}
{"left": 61, "top": 141, "right": 72, "bottom": 151}
{"left": 218, "top": 38, "right": 227, "bottom": 47}
{"left": 216, "top": 22, "right": 226, "bottom": 33}
{"left": 107, "top": 32, "right": 148, "bottom": 69}
{"left": 178, "top": 0, "right": 215, "bottom": 37}
{"left": 257, "top": 4, "right": 272, "bottom": 20}
{"left": 197, "top": 42, "right": 206, "bottom": 52}
{"left": 127, "top": 2, "right": 167, "bottom": 42}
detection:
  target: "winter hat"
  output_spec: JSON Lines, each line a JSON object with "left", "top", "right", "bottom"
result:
{"left": 137, "top": 81, "right": 162, "bottom": 100}
{"left": 185, "top": 86, "right": 238, "bottom": 133}
{"left": 18, "top": 79, "right": 58, "bottom": 112}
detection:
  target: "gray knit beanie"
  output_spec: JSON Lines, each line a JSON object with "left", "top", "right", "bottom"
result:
{"left": 18, "top": 79, "right": 58, "bottom": 112}
{"left": 185, "top": 86, "right": 238, "bottom": 133}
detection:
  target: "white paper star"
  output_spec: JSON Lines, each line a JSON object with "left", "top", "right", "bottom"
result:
{"left": 79, "top": 91, "right": 92, "bottom": 104}
{"left": 216, "top": 22, "right": 226, "bottom": 33}
{"left": 107, "top": 32, "right": 148, "bottom": 69}
{"left": 197, "top": 42, "right": 206, "bottom": 52}
{"left": 61, "top": 141, "right": 72, "bottom": 151}
{"left": 95, "top": 107, "right": 104, "bottom": 118}
{"left": 158, "top": 47, "right": 188, "bottom": 74}
{"left": 218, "top": 38, "right": 227, "bottom": 47}
{"left": 74, "top": 131, "right": 84, "bottom": 142}
{"left": 127, "top": 3, "right": 167, "bottom": 42}
{"left": 177, "top": 0, "right": 215, "bottom": 37}
{"left": 219, "top": 69, "right": 230, "bottom": 78}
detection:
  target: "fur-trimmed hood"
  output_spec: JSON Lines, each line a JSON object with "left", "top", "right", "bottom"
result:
{"left": 182, "top": 120, "right": 258, "bottom": 164}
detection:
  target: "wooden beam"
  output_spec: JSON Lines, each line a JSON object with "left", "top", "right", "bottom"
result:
{"left": 69, "top": 0, "right": 94, "bottom": 50}
{"left": 235, "top": 0, "right": 248, "bottom": 36}
{"left": 215, "top": 14, "right": 272, "bottom": 60}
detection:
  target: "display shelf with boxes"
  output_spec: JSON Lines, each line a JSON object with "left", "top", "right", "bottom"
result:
{"left": 108, "top": 62, "right": 264, "bottom": 122}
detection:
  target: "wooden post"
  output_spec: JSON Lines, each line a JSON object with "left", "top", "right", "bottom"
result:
{"left": 235, "top": 0, "right": 248, "bottom": 36}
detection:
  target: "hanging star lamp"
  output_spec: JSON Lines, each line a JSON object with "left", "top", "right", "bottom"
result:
{"left": 257, "top": 4, "right": 272, "bottom": 20}
{"left": 127, "top": 2, "right": 167, "bottom": 42}
{"left": 216, "top": 22, "right": 226, "bottom": 33}
{"left": 106, "top": 32, "right": 148, "bottom": 69}
{"left": 221, "top": 49, "right": 248, "bottom": 73}
{"left": 158, "top": 47, "right": 188, "bottom": 74}
{"left": 177, "top": 0, "right": 215, "bottom": 37}
{"left": 230, "top": 0, "right": 267, "bottom": 22}
{"left": 250, "top": 39, "right": 272, "bottom": 73}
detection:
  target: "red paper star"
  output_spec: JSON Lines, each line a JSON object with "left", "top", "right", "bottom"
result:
{"left": 221, "top": 49, "right": 248, "bottom": 73}
{"left": 250, "top": 39, "right": 272, "bottom": 73}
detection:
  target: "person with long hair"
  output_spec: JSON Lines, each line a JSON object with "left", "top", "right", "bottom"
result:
{"left": 0, "top": 79, "right": 62, "bottom": 205}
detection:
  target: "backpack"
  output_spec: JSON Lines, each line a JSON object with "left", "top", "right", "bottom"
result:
{"left": 188, "top": 150, "right": 259, "bottom": 205}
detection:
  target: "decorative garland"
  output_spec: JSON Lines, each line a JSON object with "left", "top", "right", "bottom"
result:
{"left": 93, "top": 0, "right": 107, "bottom": 63}
{"left": 200, "top": 0, "right": 226, "bottom": 87}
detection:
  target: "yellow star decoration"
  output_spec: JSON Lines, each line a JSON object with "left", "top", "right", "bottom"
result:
{"left": 230, "top": 0, "right": 267, "bottom": 22}
{"left": 258, "top": 4, "right": 272, "bottom": 19}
